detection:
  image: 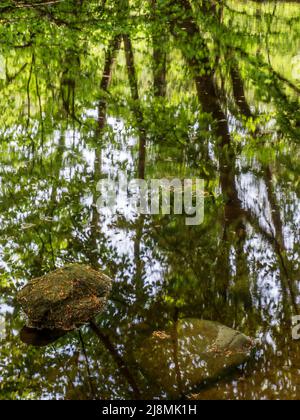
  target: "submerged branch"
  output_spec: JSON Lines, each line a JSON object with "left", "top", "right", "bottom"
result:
{"left": 78, "top": 330, "right": 97, "bottom": 400}
{"left": 89, "top": 321, "right": 141, "bottom": 399}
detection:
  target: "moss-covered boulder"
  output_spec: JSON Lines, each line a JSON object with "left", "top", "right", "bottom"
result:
{"left": 136, "top": 318, "right": 255, "bottom": 398}
{"left": 17, "top": 264, "right": 112, "bottom": 331}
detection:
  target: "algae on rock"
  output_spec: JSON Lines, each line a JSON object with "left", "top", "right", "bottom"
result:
{"left": 17, "top": 264, "right": 112, "bottom": 331}
{"left": 136, "top": 318, "right": 255, "bottom": 398}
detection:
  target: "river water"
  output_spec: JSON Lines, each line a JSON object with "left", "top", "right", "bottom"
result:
{"left": 0, "top": 0, "right": 299, "bottom": 400}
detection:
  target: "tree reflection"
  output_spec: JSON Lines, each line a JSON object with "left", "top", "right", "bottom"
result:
{"left": 0, "top": 0, "right": 299, "bottom": 400}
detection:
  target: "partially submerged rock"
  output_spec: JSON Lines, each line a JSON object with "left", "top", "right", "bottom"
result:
{"left": 135, "top": 318, "right": 255, "bottom": 398}
{"left": 17, "top": 264, "right": 112, "bottom": 331}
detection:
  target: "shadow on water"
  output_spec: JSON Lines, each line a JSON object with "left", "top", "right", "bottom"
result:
{"left": 20, "top": 327, "right": 68, "bottom": 347}
{"left": 0, "top": 0, "right": 300, "bottom": 400}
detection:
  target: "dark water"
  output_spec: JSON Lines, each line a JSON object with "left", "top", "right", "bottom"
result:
{"left": 0, "top": 0, "right": 300, "bottom": 400}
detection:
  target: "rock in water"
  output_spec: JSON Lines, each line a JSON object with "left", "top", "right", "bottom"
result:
{"left": 135, "top": 318, "right": 255, "bottom": 398}
{"left": 17, "top": 264, "right": 112, "bottom": 331}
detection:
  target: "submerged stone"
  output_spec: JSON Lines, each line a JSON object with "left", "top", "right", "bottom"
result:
{"left": 17, "top": 264, "right": 112, "bottom": 331}
{"left": 136, "top": 318, "right": 255, "bottom": 398}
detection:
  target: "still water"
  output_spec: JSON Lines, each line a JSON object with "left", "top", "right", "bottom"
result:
{"left": 0, "top": 0, "right": 300, "bottom": 400}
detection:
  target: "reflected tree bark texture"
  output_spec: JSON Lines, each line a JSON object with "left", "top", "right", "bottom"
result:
{"left": 151, "top": 0, "right": 168, "bottom": 98}
{"left": 230, "top": 61, "right": 253, "bottom": 119}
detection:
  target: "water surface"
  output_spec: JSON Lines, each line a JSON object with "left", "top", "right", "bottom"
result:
{"left": 0, "top": 0, "right": 300, "bottom": 400}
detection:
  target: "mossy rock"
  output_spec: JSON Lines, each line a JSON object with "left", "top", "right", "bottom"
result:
{"left": 135, "top": 318, "right": 255, "bottom": 398}
{"left": 17, "top": 264, "right": 112, "bottom": 331}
